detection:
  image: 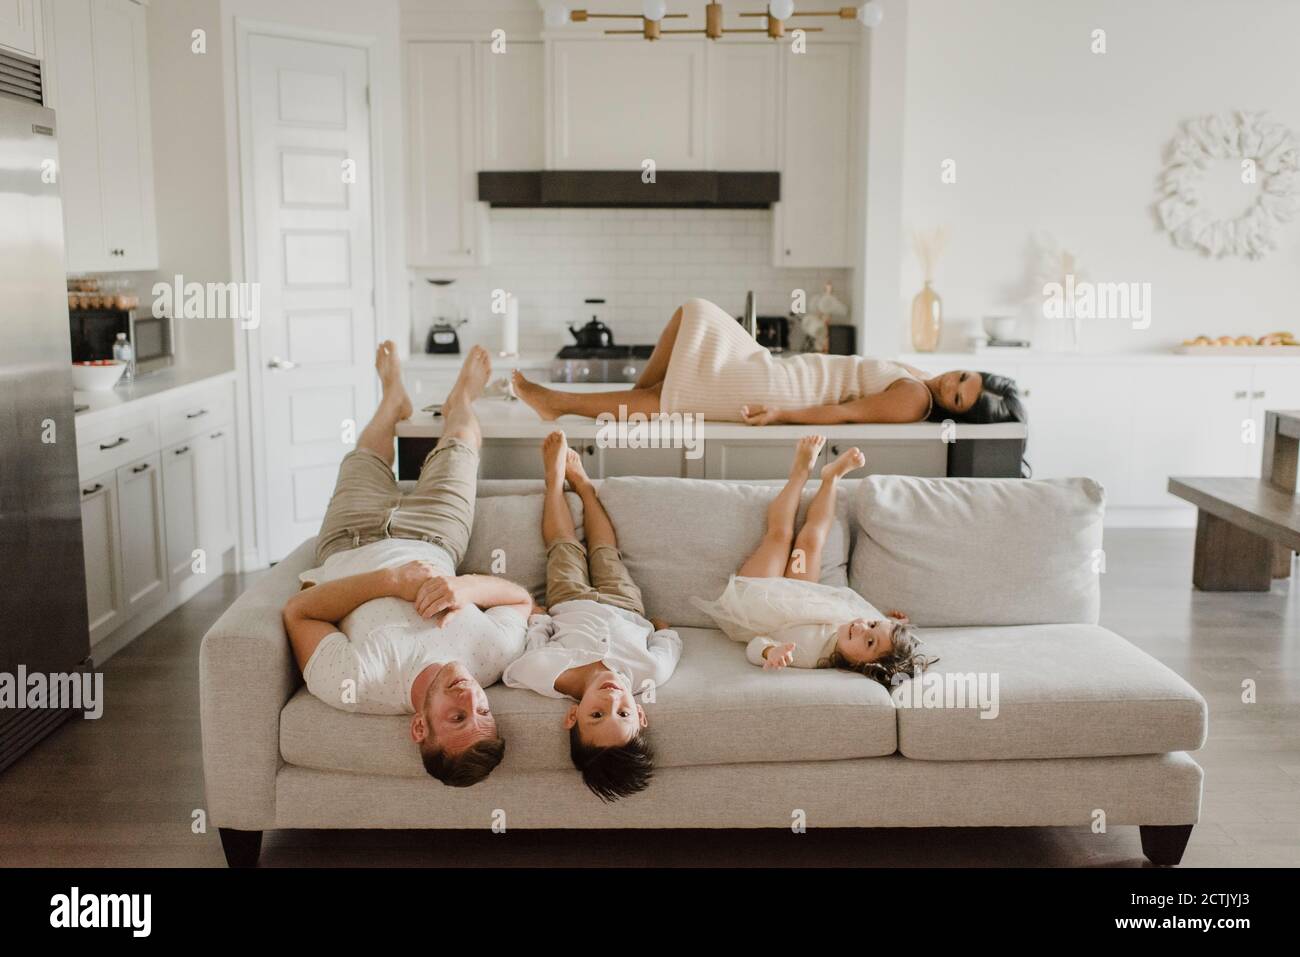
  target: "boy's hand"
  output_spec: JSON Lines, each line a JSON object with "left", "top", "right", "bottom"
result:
{"left": 649, "top": 616, "right": 670, "bottom": 631}
{"left": 415, "top": 575, "right": 469, "bottom": 624}
{"left": 392, "top": 561, "right": 442, "bottom": 602}
{"left": 762, "top": 642, "right": 797, "bottom": 670}
{"left": 886, "top": 609, "right": 909, "bottom": 623}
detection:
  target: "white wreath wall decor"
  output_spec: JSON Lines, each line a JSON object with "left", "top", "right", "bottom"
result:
{"left": 1156, "top": 111, "right": 1300, "bottom": 260}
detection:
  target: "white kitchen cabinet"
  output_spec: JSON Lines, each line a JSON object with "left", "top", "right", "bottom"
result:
{"left": 549, "top": 38, "right": 706, "bottom": 170}
{"left": 162, "top": 439, "right": 200, "bottom": 589}
{"left": 79, "top": 472, "right": 123, "bottom": 646}
{"left": 0, "top": 0, "right": 37, "bottom": 56}
{"left": 115, "top": 453, "right": 166, "bottom": 613}
{"left": 480, "top": 40, "right": 544, "bottom": 170}
{"left": 774, "top": 42, "right": 854, "bottom": 268}
{"left": 707, "top": 42, "right": 778, "bottom": 170}
{"left": 45, "top": 0, "right": 157, "bottom": 272}
{"left": 195, "top": 426, "right": 237, "bottom": 557}
{"left": 705, "top": 438, "right": 818, "bottom": 481}
{"left": 406, "top": 41, "right": 482, "bottom": 267}
{"left": 825, "top": 438, "right": 947, "bottom": 478}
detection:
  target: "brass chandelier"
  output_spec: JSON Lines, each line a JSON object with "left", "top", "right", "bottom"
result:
{"left": 540, "top": 2, "right": 884, "bottom": 41}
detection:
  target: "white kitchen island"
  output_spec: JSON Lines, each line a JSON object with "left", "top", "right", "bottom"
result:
{"left": 394, "top": 384, "right": 1028, "bottom": 482}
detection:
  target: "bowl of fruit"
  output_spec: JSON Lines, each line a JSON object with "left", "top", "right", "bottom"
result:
{"left": 71, "top": 359, "right": 127, "bottom": 391}
{"left": 1178, "top": 332, "right": 1298, "bottom": 354}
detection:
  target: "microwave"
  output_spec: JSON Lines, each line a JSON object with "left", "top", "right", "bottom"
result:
{"left": 69, "top": 307, "right": 174, "bottom": 375}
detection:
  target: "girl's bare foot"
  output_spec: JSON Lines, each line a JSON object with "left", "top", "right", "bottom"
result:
{"left": 822, "top": 446, "right": 866, "bottom": 481}
{"left": 375, "top": 341, "right": 413, "bottom": 421}
{"left": 564, "top": 446, "right": 592, "bottom": 493}
{"left": 447, "top": 346, "right": 492, "bottom": 406}
{"left": 542, "top": 430, "right": 568, "bottom": 487}
{"left": 512, "top": 370, "right": 561, "bottom": 421}
{"left": 790, "top": 434, "right": 826, "bottom": 479}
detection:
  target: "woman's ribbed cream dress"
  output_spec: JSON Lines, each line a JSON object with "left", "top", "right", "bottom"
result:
{"left": 659, "top": 298, "right": 921, "bottom": 421}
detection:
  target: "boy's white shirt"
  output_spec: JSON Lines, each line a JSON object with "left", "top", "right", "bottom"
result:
{"left": 502, "top": 599, "right": 682, "bottom": 699}
{"left": 745, "top": 622, "right": 839, "bottom": 669}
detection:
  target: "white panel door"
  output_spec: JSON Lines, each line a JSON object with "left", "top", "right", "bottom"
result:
{"left": 406, "top": 41, "right": 479, "bottom": 266}
{"left": 0, "top": 0, "right": 36, "bottom": 56}
{"left": 115, "top": 454, "right": 166, "bottom": 612}
{"left": 707, "top": 42, "right": 777, "bottom": 170}
{"left": 79, "top": 473, "right": 123, "bottom": 645}
{"left": 480, "top": 39, "right": 544, "bottom": 170}
{"left": 551, "top": 39, "right": 706, "bottom": 169}
{"left": 162, "top": 440, "right": 200, "bottom": 588}
{"left": 776, "top": 42, "right": 853, "bottom": 267}
{"left": 248, "top": 33, "right": 376, "bottom": 561}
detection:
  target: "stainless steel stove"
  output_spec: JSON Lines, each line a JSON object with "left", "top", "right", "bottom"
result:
{"left": 550, "top": 344, "right": 654, "bottom": 383}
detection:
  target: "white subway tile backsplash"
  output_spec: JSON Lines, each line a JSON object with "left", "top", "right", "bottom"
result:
{"left": 409, "top": 208, "right": 851, "bottom": 355}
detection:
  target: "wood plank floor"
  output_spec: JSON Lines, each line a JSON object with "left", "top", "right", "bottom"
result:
{"left": 1, "top": 529, "right": 1295, "bottom": 867}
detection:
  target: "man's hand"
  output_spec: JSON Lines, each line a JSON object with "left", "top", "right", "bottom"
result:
{"left": 649, "top": 616, "right": 670, "bottom": 631}
{"left": 762, "top": 642, "right": 797, "bottom": 670}
{"left": 414, "top": 575, "right": 469, "bottom": 624}
{"left": 741, "top": 403, "right": 782, "bottom": 427}
{"left": 391, "top": 560, "right": 442, "bottom": 603}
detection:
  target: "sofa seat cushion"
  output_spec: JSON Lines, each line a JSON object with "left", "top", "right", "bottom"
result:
{"left": 894, "top": 624, "right": 1207, "bottom": 760}
{"left": 281, "top": 626, "right": 898, "bottom": 777}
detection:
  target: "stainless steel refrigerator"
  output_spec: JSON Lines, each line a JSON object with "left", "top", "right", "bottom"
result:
{"left": 0, "top": 71, "right": 92, "bottom": 771}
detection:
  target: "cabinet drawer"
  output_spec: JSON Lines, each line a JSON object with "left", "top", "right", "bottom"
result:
{"left": 77, "top": 419, "right": 158, "bottom": 482}
{"left": 159, "top": 382, "right": 233, "bottom": 446}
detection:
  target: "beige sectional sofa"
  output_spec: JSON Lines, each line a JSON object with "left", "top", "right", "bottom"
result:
{"left": 200, "top": 475, "right": 1208, "bottom": 866}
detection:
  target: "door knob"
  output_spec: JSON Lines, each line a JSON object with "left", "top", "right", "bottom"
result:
{"left": 267, "top": 356, "right": 298, "bottom": 370}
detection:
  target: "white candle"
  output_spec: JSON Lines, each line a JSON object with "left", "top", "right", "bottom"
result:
{"left": 502, "top": 294, "right": 519, "bottom": 356}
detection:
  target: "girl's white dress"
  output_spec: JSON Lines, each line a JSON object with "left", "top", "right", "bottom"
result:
{"left": 691, "top": 575, "right": 886, "bottom": 668}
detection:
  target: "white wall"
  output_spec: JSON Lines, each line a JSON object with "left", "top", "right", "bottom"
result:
{"left": 894, "top": 0, "right": 1300, "bottom": 353}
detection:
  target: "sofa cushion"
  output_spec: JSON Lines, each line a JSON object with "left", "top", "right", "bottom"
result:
{"left": 849, "top": 475, "right": 1104, "bottom": 626}
{"left": 597, "top": 477, "right": 851, "bottom": 628}
{"left": 894, "top": 624, "right": 1207, "bottom": 761}
{"left": 457, "top": 486, "right": 583, "bottom": 601}
{"left": 280, "top": 626, "right": 898, "bottom": 776}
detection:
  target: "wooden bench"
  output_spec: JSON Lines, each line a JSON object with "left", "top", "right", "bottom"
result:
{"left": 1169, "top": 410, "right": 1299, "bottom": 591}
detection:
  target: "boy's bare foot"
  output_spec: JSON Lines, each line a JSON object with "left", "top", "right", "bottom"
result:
{"left": 564, "top": 445, "right": 592, "bottom": 493}
{"left": 512, "top": 371, "right": 560, "bottom": 421}
{"left": 542, "top": 430, "right": 568, "bottom": 487}
{"left": 375, "top": 341, "right": 413, "bottom": 421}
{"left": 822, "top": 445, "right": 866, "bottom": 481}
{"left": 790, "top": 434, "right": 826, "bottom": 479}
{"left": 447, "top": 346, "right": 491, "bottom": 406}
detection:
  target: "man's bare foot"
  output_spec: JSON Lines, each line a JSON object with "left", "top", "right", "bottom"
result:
{"left": 790, "top": 434, "right": 826, "bottom": 479}
{"left": 822, "top": 446, "right": 866, "bottom": 481}
{"left": 375, "top": 341, "right": 413, "bottom": 421}
{"left": 512, "top": 371, "right": 561, "bottom": 421}
{"left": 564, "top": 445, "right": 592, "bottom": 493}
{"left": 542, "top": 430, "right": 568, "bottom": 487}
{"left": 447, "top": 346, "right": 492, "bottom": 406}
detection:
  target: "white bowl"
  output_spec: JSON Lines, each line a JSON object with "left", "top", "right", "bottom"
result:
{"left": 982, "top": 315, "right": 1017, "bottom": 340}
{"left": 71, "top": 361, "right": 127, "bottom": 391}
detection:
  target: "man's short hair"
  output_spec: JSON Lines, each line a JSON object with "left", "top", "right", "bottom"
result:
{"left": 569, "top": 726, "right": 654, "bottom": 802}
{"left": 421, "top": 736, "right": 506, "bottom": 787}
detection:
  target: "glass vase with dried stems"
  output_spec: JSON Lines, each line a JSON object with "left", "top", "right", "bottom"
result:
{"left": 910, "top": 227, "right": 948, "bottom": 352}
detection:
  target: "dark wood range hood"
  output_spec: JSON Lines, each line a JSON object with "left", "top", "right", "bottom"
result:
{"left": 478, "top": 170, "right": 780, "bottom": 209}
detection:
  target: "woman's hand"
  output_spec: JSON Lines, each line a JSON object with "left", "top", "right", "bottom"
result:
{"left": 741, "top": 403, "right": 782, "bottom": 426}
{"left": 762, "top": 642, "right": 797, "bottom": 670}
{"left": 886, "top": 609, "right": 910, "bottom": 623}
{"left": 391, "top": 561, "right": 442, "bottom": 602}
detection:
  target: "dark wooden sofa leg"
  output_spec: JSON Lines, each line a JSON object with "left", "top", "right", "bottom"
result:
{"left": 219, "top": 828, "right": 263, "bottom": 868}
{"left": 1140, "top": 824, "right": 1193, "bottom": 866}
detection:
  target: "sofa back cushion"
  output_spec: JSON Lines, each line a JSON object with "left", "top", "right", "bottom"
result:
{"left": 455, "top": 482, "right": 583, "bottom": 601}
{"left": 849, "top": 475, "right": 1104, "bottom": 627}
{"left": 597, "top": 477, "right": 851, "bottom": 627}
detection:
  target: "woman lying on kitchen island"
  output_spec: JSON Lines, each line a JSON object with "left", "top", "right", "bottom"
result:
{"left": 512, "top": 297, "right": 984, "bottom": 424}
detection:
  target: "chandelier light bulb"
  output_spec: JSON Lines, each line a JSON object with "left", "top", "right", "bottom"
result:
{"left": 642, "top": 0, "right": 668, "bottom": 21}
{"left": 770, "top": 0, "right": 796, "bottom": 21}
{"left": 857, "top": 1, "right": 883, "bottom": 28}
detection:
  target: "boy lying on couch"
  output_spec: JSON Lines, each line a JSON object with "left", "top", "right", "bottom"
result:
{"left": 282, "top": 344, "right": 531, "bottom": 788}
{"left": 502, "top": 431, "right": 682, "bottom": 802}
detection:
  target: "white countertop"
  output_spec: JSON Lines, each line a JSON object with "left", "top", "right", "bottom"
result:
{"left": 74, "top": 366, "right": 236, "bottom": 419}
{"left": 395, "top": 392, "right": 1027, "bottom": 441}
{"left": 900, "top": 349, "right": 1300, "bottom": 366}
{"left": 404, "top": 351, "right": 555, "bottom": 371}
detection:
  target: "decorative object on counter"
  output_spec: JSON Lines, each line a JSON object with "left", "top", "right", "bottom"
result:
{"left": 71, "top": 359, "right": 127, "bottom": 391}
{"left": 1026, "top": 233, "right": 1085, "bottom": 352}
{"left": 799, "top": 282, "right": 847, "bottom": 354}
{"left": 500, "top": 292, "right": 519, "bottom": 358}
{"left": 909, "top": 227, "right": 947, "bottom": 352}
{"left": 1156, "top": 111, "right": 1300, "bottom": 260}
{"left": 978, "top": 316, "right": 1030, "bottom": 351}
{"left": 1178, "top": 331, "right": 1298, "bottom": 354}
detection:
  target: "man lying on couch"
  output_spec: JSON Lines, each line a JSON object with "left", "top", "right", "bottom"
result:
{"left": 282, "top": 344, "right": 531, "bottom": 787}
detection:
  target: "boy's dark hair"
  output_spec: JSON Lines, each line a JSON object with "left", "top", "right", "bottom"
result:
{"left": 569, "top": 727, "right": 654, "bottom": 802}
{"left": 820, "top": 623, "right": 938, "bottom": 688}
{"left": 421, "top": 736, "right": 506, "bottom": 787}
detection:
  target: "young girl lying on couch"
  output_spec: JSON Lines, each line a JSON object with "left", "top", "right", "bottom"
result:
{"left": 694, "top": 436, "right": 936, "bottom": 688}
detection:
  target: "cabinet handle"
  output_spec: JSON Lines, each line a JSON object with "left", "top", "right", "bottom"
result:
{"left": 82, "top": 483, "right": 103, "bottom": 497}
{"left": 830, "top": 444, "right": 841, "bottom": 455}
{"left": 584, "top": 445, "right": 595, "bottom": 456}
{"left": 1234, "top": 390, "right": 1248, "bottom": 399}
{"left": 186, "top": 409, "right": 209, "bottom": 419}
{"left": 1022, "top": 389, "right": 1032, "bottom": 398}
{"left": 99, "top": 436, "right": 129, "bottom": 450}
{"left": 785, "top": 248, "right": 792, "bottom": 256}
{"left": 210, "top": 431, "right": 224, "bottom": 439}
{"left": 1253, "top": 390, "right": 1266, "bottom": 399}
{"left": 132, "top": 463, "right": 150, "bottom": 474}
{"left": 174, "top": 445, "right": 190, "bottom": 456}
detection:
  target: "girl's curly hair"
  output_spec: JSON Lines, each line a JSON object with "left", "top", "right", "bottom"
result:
{"left": 818, "top": 622, "right": 938, "bottom": 688}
